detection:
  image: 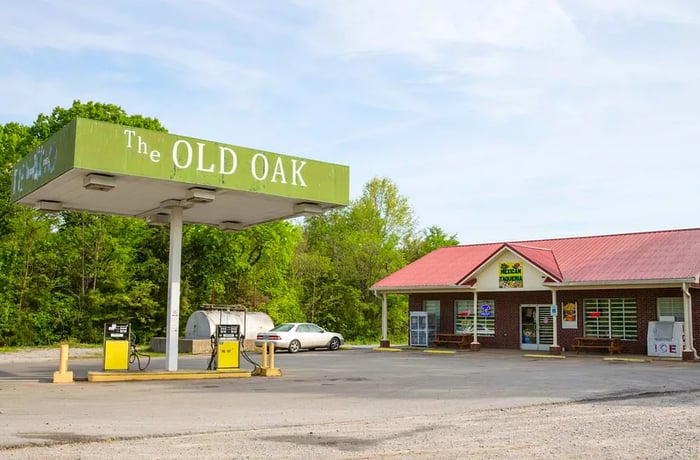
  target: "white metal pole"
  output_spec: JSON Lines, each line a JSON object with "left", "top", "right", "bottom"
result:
{"left": 165, "top": 206, "right": 183, "bottom": 371}
{"left": 552, "top": 290, "right": 558, "bottom": 347}
{"left": 381, "top": 294, "right": 388, "bottom": 341}
{"left": 472, "top": 290, "right": 479, "bottom": 344}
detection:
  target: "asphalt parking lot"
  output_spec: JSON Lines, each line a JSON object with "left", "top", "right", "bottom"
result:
{"left": 1, "top": 347, "right": 699, "bottom": 459}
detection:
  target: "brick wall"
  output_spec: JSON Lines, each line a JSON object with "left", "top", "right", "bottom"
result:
{"left": 409, "top": 286, "right": 699, "bottom": 355}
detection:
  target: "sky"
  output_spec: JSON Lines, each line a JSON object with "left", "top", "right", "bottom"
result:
{"left": 1, "top": 0, "right": 699, "bottom": 244}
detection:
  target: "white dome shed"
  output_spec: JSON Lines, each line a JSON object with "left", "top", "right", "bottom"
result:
{"left": 185, "top": 310, "right": 274, "bottom": 340}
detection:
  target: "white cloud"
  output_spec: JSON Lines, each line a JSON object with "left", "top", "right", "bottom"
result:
{"left": 296, "top": 0, "right": 584, "bottom": 57}
{"left": 1, "top": 0, "right": 699, "bottom": 243}
{"left": 580, "top": 0, "right": 700, "bottom": 25}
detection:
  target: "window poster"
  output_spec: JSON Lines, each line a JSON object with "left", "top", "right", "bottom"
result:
{"left": 562, "top": 301, "right": 578, "bottom": 329}
{"left": 498, "top": 262, "right": 523, "bottom": 288}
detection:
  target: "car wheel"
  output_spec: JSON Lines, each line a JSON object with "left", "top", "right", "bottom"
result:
{"left": 288, "top": 340, "right": 301, "bottom": 353}
{"left": 329, "top": 337, "right": 341, "bottom": 351}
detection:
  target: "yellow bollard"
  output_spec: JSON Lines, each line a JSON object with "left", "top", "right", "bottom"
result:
{"left": 257, "top": 341, "right": 281, "bottom": 377}
{"left": 261, "top": 342, "right": 268, "bottom": 369}
{"left": 53, "top": 342, "right": 74, "bottom": 384}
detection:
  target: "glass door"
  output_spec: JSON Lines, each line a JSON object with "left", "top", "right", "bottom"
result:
{"left": 521, "top": 305, "right": 554, "bottom": 351}
{"left": 424, "top": 301, "right": 440, "bottom": 346}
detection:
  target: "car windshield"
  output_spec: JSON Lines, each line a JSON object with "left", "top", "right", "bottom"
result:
{"left": 269, "top": 323, "right": 295, "bottom": 332}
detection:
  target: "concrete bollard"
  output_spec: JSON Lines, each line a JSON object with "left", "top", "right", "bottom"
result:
{"left": 53, "top": 342, "right": 74, "bottom": 384}
{"left": 261, "top": 342, "right": 268, "bottom": 368}
{"left": 257, "top": 341, "right": 281, "bottom": 377}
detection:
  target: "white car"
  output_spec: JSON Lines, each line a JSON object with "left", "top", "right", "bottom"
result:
{"left": 255, "top": 322, "right": 345, "bottom": 353}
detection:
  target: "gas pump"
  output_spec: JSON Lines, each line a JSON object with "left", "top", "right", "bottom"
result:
{"left": 103, "top": 323, "right": 130, "bottom": 371}
{"left": 207, "top": 324, "right": 241, "bottom": 370}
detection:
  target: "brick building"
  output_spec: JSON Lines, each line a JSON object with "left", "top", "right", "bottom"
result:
{"left": 371, "top": 228, "right": 700, "bottom": 361}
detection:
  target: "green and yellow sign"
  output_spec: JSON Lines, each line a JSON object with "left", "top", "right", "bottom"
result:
{"left": 11, "top": 118, "right": 349, "bottom": 206}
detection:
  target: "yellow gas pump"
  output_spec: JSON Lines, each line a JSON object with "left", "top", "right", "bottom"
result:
{"left": 215, "top": 324, "right": 240, "bottom": 370}
{"left": 103, "top": 323, "right": 130, "bottom": 371}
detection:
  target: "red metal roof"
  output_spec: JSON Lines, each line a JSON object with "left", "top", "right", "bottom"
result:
{"left": 372, "top": 228, "right": 700, "bottom": 290}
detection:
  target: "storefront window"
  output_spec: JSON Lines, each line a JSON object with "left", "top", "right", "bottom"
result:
{"left": 454, "top": 300, "right": 495, "bottom": 336}
{"left": 657, "top": 297, "right": 684, "bottom": 321}
{"left": 583, "top": 298, "right": 637, "bottom": 339}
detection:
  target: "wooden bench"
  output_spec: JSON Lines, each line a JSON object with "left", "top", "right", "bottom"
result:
{"left": 432, "top": 333, "right": 471, "bottom": 349}
{"left": 573, "top": 337, "right": 622, "bottom": 355}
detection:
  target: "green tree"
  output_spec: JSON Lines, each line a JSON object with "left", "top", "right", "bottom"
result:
{"left": 0, "top": 122, "right": 51, "bottom": 344}
{"left": 297, "top": 177, "right": 417, "bottom": 341}
{"left": 181, "top": 221, "right": 302, "bottom": 325}
{"left": 0, "top": 101, "right": 168, "bottom": 345}
{"left": 404, "top": 225, "right": 459, "bottom": 262}
{"left": 29, "top": 100, "right": 165, "bottom": 140}
{"left": 51, "top": 212, "right": 163, "bottom": 342}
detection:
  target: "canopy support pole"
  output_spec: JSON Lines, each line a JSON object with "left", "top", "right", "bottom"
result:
{"left": 165, "top": 206, "right": 183, "bottom": 371}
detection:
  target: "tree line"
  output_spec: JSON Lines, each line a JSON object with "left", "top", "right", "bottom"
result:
{"left": 0, "top": 101, "right": 458, "bottom": 347}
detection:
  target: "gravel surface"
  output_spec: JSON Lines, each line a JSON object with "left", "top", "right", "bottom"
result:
{"left": 1, "top": 348, "right": 699, "bottom": 459}
{"left": 0, "top": 347, "right": 101, "bottom": 364}
{"left": 2, "top": 391, "right": 699, "bottom": 459}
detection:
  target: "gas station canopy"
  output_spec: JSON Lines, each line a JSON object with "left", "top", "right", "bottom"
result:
{"left": 11, "top": 118, "right": 349, "bottom": 372}
{"left": 11, "top": 118, "right": 349, "bottom": 227}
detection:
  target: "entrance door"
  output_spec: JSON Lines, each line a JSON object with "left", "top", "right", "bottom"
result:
{"left": 520, "top": 305, "right": 554, "bottom": 351}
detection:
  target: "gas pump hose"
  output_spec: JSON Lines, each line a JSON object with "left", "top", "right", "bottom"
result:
{"left": 206, "top": 334, "right": 217, "bottom": 370}
{"left": 239, "top": 336, "right": 263, "bottom": 375}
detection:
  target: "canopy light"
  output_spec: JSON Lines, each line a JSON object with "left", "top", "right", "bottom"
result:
{"left": 185, "top": 187, "right": 216, "bottom": 203}
{"left": 159, "top": 199, "right": 194, "bottom": 210}
{"left": 36, "top": 200, "right": 63, "bottom": 213}
{"left": 83, "top": 174, "right": 116, "bottom": 191}
{"left": 219, "top": 221, "right": 245, "bottom": 232}
{"left": 293, "top": 202, "right": 323, "bottom": 216}
{"left": 147, "top": 213, "right": 170, "bottom": 226}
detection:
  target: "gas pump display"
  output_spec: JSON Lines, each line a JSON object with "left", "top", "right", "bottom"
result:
{"left": 103, "top": 323, "right": 130, "bottom": 371}
{"left": 215, "top": 324, "right": 240, "bottom": 370}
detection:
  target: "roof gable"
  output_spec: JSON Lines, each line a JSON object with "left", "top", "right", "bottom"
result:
{"left": 457, "top": 244, "right": 563, "bottom": 285}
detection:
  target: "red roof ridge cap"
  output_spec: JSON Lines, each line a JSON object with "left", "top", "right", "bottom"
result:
{"left": 507, "top": 242, "right": 553, "bottom": 251}
{"left": 511, "top": 226, "right": 700, "bottom": 246}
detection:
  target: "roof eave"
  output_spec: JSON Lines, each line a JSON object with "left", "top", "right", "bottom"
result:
{"left": 371, "top": 285, "right": 476, "bottom": 294}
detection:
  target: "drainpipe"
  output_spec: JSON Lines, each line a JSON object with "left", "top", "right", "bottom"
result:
{"left": 682, "top": 283, "right": 698, "bottom": 360}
